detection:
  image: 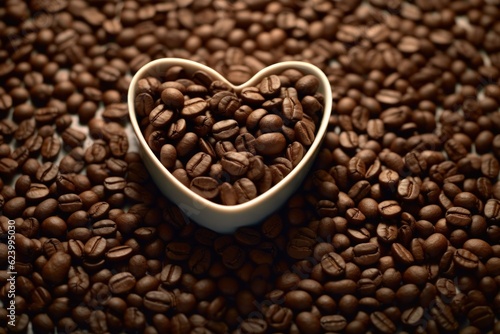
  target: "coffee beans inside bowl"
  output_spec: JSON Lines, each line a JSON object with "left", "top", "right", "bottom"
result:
{"left": 134, "top": 68, "right": 325, "bottom": 205}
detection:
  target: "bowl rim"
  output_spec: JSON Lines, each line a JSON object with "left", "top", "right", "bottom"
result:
{"left": 128, "top": 58, "right": 333, "bottom": 215}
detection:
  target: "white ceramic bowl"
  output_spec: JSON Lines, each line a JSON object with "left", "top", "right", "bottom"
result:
{"left": 128, "top": 58, "right": 332, "bottom": 233}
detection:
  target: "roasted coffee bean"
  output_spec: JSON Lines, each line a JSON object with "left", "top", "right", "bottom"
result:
{"left": 454, "top": 249, "right": 479, "bottom": 270}
{"left": 186, "top": 152, "right": 212, "bottom": 178}
{"left": 148, "top": 105, "right": 174, "bottom": 128}
{"left": 35, "top": 162, "right": 59, "bottom": 184}
{"left": 41, "top": 252, "right": 71, "bottom": 285}
{"left": 259, "top": 75, "right": 281, "bottom": 96}
{"left": 255, "top": 133, "right": 287, "bottom": 156}
{"left": 161, "top": 88, "right": 184, "bottom": 109}
{"left": 41, "top": 136, "right": 61, "bottom": 160}
{"left": 321, "top": 252, "right": 346, "bottom": 277}
{"left": 181, "top": 97, "right": 208, "bottom": 118}
{"left": 160, "top": 264, "right": 182, "bottom": 286}
{"left": 26, "top": 183, "right": 50, "bottom": 201}
{"left": 190, "top": 176, "right": 219, "bottom": 199}
{"left": 109, "top": 272, "right": 136, "bottom": 295}
{"left": 143, "top": 290, "right": 176, "bottom": 313}
{"left": 84, "top": 236, "right": 107, "bottom": 260}
{"left": 353, "top": 243, "right": 380, "bottom": 266}
{"left": 446, "top": 207, "right": 472, "bottom": 227}
{"left": 233, "top": 178, "right": 257, "bottom": 204}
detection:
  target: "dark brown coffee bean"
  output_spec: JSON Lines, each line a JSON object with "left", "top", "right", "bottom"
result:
{"left": 161, "top": 87, "right": 184, "bottom": 109}
{"left": 376, "top": 222, "right": 398, "bottom": 244}
{"left": 58, "top": 193, "right": 83, "bottom": 213}
{"left": 212, "top": 119, "right": 239, "bottom": 141}
{"left": 255, "top": 133, "right": 287, "bottom": 156}
{"left": 467, "top": 305, "right": 495, "bottom": 330}
{"left": 41, "top": 252, "right": 71, "bottom": 285}
{"left": 220, "top": 151, "right": 249, "bottom": 177}
{"left": 463, "top": 239, "right": 493, "bottom": 260}
{"left": 398, "top": 177, "right": 420, "bottom": 201}
{"left": 26, "top": 183, "right": 50, "bottom": 201}
{"left": 102, "top": 175, "right": 125, "bottom": 192}
{"left": 135, "top": 93, "right": 154, "bottom": 117}
{"left": 430, "top": 296, "right": 459, "bottom": 332}
{"left": 353, "top": 243, "right": 380, "bottom": 266}
{"left": 295, "top": 120, "right": 315, "bottom": 146}
{"left": 444, "top": 207, "right": 471, "bottom": 230}
{"left": 149, "top": 104, "right": 174, "bottom": 128}
{"left": 0, "top": 157, "right": 18, "bottom": 175}
{"left": 454, "top": 248, "right": 479, "bottom": 270}
{"left": 61, "top": 127, "right": 86, "bottom": 149}
{"left": 192, "top": 115, "right": 214, "bottom": 139}
{"left": 181, "top": 97, "right": 208, "bottom": 118}
{"left": 378, "top": 200, "right": 402, "bottom": 219}
{"left": 160, "top": 264, "right": 182, "bottom": 286}
{"left": 321, "top": 252, "right": 346, "bottom": 277}
{"left": 143, "top": 290, "right": 176, "bottom": 313}
{"left": 391, "top": 243, "right": 415, "bottom": 265}
{"left": 41, "top": 136, "right": 61, "bottom": 160}
{"left": 159, "top": 144, "right": 177, "bottom": 169}
{"left": 186, "top": 152, "right": 212, "bottom": 178}
{"left": 436, "top": 277, "right": 457, "bottom": 299}
{"left": 401, "top": 306, "right": 424, "bottom": 326}
{"left": 109, "top": 272, "right": 136, "bottom": 295}
{"left": 265, "top": 304, "right": 293, "bottom": 331}
{"left": 282, "top": 96, "right": 303, "bottom": 122}
{"left": 35, "top": 162, "right": 59, "bottom": 183}
{"left": 371, "top": 311, "right": 396, "bottom": 334}
{"left": 233, "top": 178, "right": 257, "bottom": 204}
{"left": 92, "top": 219, "right": 117, "bottom": 237}
{"left": 190, "top": 176, "right": 219, "bottom": 199}
{"left": 84, "top": 236, "right": 107, "bottom": 260}
{"left": 484, "top": 199, "right": 500, "bottom": 222}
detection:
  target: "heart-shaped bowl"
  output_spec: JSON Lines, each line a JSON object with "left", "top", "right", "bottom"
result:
{"left": 128, "top": 58, "right": 332, "bottom": 233}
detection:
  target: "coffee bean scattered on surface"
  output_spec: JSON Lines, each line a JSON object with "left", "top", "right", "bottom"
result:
{"left": 0, "top": 1, "right": 500, "bottom": 334}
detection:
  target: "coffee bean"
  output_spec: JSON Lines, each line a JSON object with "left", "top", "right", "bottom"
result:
{"left": 259, "top": 75, "right": 281, "bottom": 96}
{"left": 160, "top": 87, "right": 184, "bottom": 109}
{"left": 446, "top": 206, "right": 472, "bottom": 227}
{"left": 186, "top": 152, "right": 212, "bottom": 178}
{"left": 190, "top": 176, "right": 219, "bottom": 199}
{"left": 0, "top": 157, "right": 19, "bottom": 175}
{"left": 233, "top": 178, "right": 257, "bottom": 203}
{"left": 92, "top": 219, "right": 117, "bottom": 237}
{"left": 36, "top": 162, "right": 59, "bottom": 183}
{"left": 353, "top": 243, "right": 380, "bottom": 266}
{"left": 321, "top": 252, "right": 346, "bottom": 277}
{"left": 41, "top": 252, "right": 71, "bottom": 285}
{"left": 391, "top": 243, "right": 415, "bottom": 266}
{"left": 401, "top": 306, "right": 424, "bottom": 326}
{"left": 436, "top": 277, "right": 457, "bottom": 299}
{"left": 484, "top": 199, "right": 500, "bottom": 223}
{"left": 454, "top": 248, "right": 479, "bottom": 270}
{"left": 26, "top": 183, "right": 50, "bottom": 201}
{"left": 143, "top": 290, "right": 176, "bottom": 313}
{"left": 378, "top": 200, "right": 402, "bottom": 219}
{"left": 84, "top": 236, "right": 107, "bottom": 260}
{"left": 181, "top": 97, "right": 208, "bottom": 118}
{"left": 148, "top": 105, "right": 174, "bottom": 128}
{"left": 282, "top": 96, "right": 304, "bottom": 122}
{"left": 41, "top": 136, "right": 61, "bottom": 160}
{"left": 255, "top": 132, "right": 287, "bottom": 156}
{"left": 430, "top": 296, "right": 459, "bottom": 332}
{"left": 109, "top": 272, "right": 136, "bottom": 295}
{"left": 160, "top": 264, "right": 182, "bottom": 286}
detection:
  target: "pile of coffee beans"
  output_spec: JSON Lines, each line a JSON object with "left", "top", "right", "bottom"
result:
{"left": 0, "top": 0, "right": 500, "bottom": 333}
{"left": 135, "top": 68, "right": 324, "bottom": 204}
